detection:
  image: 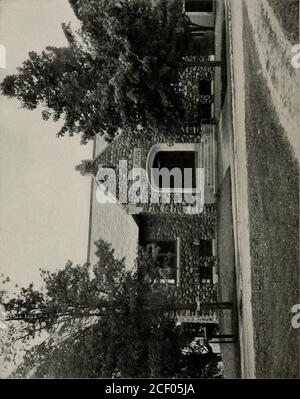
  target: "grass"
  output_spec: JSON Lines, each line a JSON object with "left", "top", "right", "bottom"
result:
{"left": 217, "top": 169, "right": 241, "bottom": 378}
{"left": 242, "top": 4, "right": 299, "bottom": 378}
{"left": 267, "top": 0, "right": 299, "bottom": 43}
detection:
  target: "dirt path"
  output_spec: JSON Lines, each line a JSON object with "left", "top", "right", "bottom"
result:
{"left": 226, "top": 0, "right": 256, "bottom": 379}
{"left": 245, "top": 0, "right": 300, "bottom": 162}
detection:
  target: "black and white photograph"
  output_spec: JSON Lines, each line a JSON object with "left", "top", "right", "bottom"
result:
{"left": 0, "top": 0, "right": 299, "bottom": 382}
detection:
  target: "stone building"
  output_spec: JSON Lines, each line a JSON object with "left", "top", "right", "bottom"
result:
{"left": 76, "top": 0, "right": 219, "bottom": 325}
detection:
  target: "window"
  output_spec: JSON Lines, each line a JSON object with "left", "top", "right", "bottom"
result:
{"left": 199, "top": 239, "right": 213, "bottom": 257}
{"left": 146, "top": 239, "right": 181, "bottom": 284}
{"left": 199, "top": 80, "right": 211, "bottom": 96}
{"left": 199, "top": 266, "right": 213, "bottom": 283}
{"left": 193, "top": 239, "right": 213, "bottom": 257}
{"left": 193, "top": 240, "right": 213, "bottom": 283}
{"left": 198, "top": 103, "right": 212, "bottom": 123}
{"left": 149, "top": 241, "right": 176, "bottom": 280}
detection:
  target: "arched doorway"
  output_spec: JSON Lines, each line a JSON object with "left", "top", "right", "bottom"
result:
{"left": 146, "top": 143, "right": 202, "bottom": 193}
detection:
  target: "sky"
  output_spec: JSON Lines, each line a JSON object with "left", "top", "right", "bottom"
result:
{"left": 0, "top": 0, "right": 94, "bottom": 287}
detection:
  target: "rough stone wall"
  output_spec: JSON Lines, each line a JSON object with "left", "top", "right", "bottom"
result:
{"left": 91, "top": 61, "right": 218, "bottom": 319}
{"left": 141, "top": 212, "right": 218, "bottom": 321}
{"left": 94, "top": 131, "right": 210, "bottom": 216}
{"left": 92, "top": 60, "right": 215, "bottom": 216}
{"left": 180, "top": 57, "right": 214, "bottom": 129}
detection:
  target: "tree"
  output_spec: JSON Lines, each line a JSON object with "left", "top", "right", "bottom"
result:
{"left": 1, "top": 239, "right": 223, "bottom": 378}
{"left": 1, "top": 0, "right": 211, "bottom": 144}
{"left": 1, "top": 239, "right": 188, "bottom": 378}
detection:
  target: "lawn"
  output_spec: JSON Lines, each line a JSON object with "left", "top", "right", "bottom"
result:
{"left": 267, "top": 0, "right": 299, "bottom": 43}
{"left": 242, "top": 4, "right": 299, "bottom": 378}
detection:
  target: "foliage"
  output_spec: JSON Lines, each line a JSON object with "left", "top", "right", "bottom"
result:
{"left": 1, "top": 0, "right": 198, "bottom": 144}
{"left": 2, "top": 239, "right": 221, "bottom": 378}
{"left": 2, "top": 240, "right": 184, "bottom": 377}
